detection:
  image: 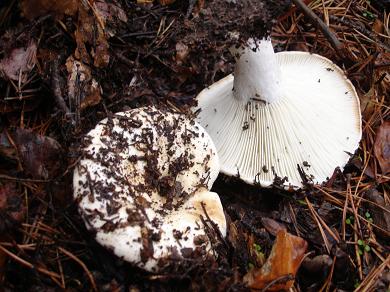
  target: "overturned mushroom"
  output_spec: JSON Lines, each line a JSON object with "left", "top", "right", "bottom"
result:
{"left": 195, "top": 38, "right": 362, "bottom": 187}
{"left": 73, "top": 106, "right": 226, "bottom": 272}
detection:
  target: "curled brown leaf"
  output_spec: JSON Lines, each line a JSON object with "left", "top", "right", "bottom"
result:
{"left": 0, "top": 42, "right": 37, "bottom": 82}
{"left": 244, "top": 230, "right": 308, "bottom": 291}
{"left": 374, "top": 121, "right": 390, "bottom": 174}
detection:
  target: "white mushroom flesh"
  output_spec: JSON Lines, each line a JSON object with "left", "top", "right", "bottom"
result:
{"left": 73, "top": 106, "right": 226, "bottom": 272}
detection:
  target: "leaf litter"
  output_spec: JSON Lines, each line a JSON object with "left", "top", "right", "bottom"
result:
{"left": 0, "top": 0, "right": 389, "bottom": 291}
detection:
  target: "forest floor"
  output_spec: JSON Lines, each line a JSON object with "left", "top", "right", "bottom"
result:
{"left": 0, "top": 0, "right": 389, "bottom": 291}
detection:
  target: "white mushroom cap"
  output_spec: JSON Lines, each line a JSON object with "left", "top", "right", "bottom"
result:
{"left": 195, "top": 38, "right": 362, "bottom": 187}
{"left": 73, "top": 106, "right": 226, "bottom": 272}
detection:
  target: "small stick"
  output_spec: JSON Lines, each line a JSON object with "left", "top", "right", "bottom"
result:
{"left": 291, "top": 0, "right": 345, "bottom": 57}
{"left": 52, "top": 59, "right": 72, "bottom": 119}
{"left": 0, "top": 245, "right": 61, "bottom": 279}
{"left": 58, "top": 247, "right": 97, "bottom": 292}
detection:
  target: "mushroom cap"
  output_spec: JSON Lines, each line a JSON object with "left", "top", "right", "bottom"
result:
{"left": 195, "top": 52, "right": 362, "bottom": 187}
{"left": 73, "top": 106, "right": 226, "bottom": 272}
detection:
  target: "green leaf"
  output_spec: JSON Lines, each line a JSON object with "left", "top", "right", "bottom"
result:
{"left": 253, "top": 243, "right": 262, "bottom": 252}
{"left": 358, "top": 239, "right": 364, "bottom": 246}
{"left": 365, "top": 245, "right": 371, "bottom": 252}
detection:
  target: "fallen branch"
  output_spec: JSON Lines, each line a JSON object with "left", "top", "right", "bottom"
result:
{"left": 51, "top": 59, "right": 73, "bottom": 121}
{"left": 291, "top": 0, "right": 345, "bottom": 58}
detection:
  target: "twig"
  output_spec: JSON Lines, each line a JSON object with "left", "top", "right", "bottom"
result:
{"left": 200, "top": 202, "right": 228, "bottom": 248}
{"left": 304, "top": 197, "right": 331, "bottom": 254}
{"left": 52, "top": 59, "right": 72, "bottom": 120}
{"left": 0, "top": 245, "right": 61, "bottom": 279}
{"left": 329, "top": 15, "right": 390, "bottom": 52}
{"left": 58, "top": 247, "right": 97, "bottom": 292}
{"left": 0, "top": 174, "right": 50, "bottom": 183}
{"left": 291, "top": 0, "right": 345, "bottom": 57}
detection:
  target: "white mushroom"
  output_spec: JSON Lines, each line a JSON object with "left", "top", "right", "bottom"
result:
{"left": 195, "top": 38, "right": 362, "bottom": 187}
{"left": 73, "top": 106, "right": 226, "bottom": 272}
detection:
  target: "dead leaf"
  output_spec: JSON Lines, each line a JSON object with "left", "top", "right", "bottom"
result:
{"left": 244, "top": 230, "right": 308, "bottom": 291}
{"left": 372, "top": 19, "right": 384, "bottom": 34}
{"left": 137, "top": 0, "right": 154, "bottom": 4}
{"left": 301, "top": 254, "right": 333, "bottom": 279}
{"left": 374, "top": 53, "right": 390, "bottom": 93}
{"left": 20, "top": 0, "right": 78, "bottom": 19}
{"left": 0, "top": 41, "right": 37, "bottom": 82}
{"left": 175, "top": 42, "right": 189, "bottom": 65}
{"left": 0, "top": 182, "right": 26, "bottom": 228}
{"left": 159, "top": 0, "right": 176, "bottom": 5}
{"left": 0, "top": 181, "right": 27, "bottom": 283}
{"left": 374, "top": 121, "right": 390, "bottom": 174}
{"left": 3, "top": 128, "right": 65, "bottom": 179}
{"left": 66, "top": 56, "right": 102, "bottom": 110}
{"left": 365, "top": 188, "right": 390, "bottom": 239}
{"left": 95, "top": 0, "right": 128, "bottom": 24}
{"left": 74, "top": 3, "right": 110, "bottom": 67}
{"left": 261, "top": 217, "right": 286, "bottom": 236}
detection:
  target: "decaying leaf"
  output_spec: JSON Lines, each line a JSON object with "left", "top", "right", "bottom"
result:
{"left": 261, "top": 217, "right": 287, "bottom": 236}
{"left": 159, "top": 0, "right": 176, "bottom": 5}
{"left": 74, "top": 2, "right": 110, "bottom": 68}
{"left": 0, "top": 182, "right": 26, "bottom": 229}
{"left": 0, "top": 41, "right": 37, "bottom": 82}
{"left": 374, "top": 121, "right": 390, "bottom": 174}
{"left": 365, "top": 188, "right": 390, "bottom": 239}
{"left": 375, "top": 53, "right": 390, "bottom": 93}
{"left": 244, "top": 230, "right": 308, "bottom": 291}
{"left": 175, "top": 42, "right": 190, "bottom": 65}
{"left": 301, "top": 254, "right": 333, "bottom": 280}
{"left": 20, "top": 0, "right": 78, "bottom": 19}
{"left": 95, "top": 0, "right": 128, "bottom": 25}
{"left": 66, "top": 56, "right": 102, "bottom": 110}
{"left": 0, "top": 181, "right": 27, "bottom": 282}
{"left": 1, "top": 129, "right": 64, "bottom": 180}
{"left": 137, "top": 0, "right": 154, "bottom": 4}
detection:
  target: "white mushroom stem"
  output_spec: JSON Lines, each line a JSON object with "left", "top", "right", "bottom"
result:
{"left": 232, "top": 38, "right": 284, "bottom": 104}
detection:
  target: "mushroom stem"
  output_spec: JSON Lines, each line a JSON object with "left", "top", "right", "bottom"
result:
{"left": 232, "top": 38, "right": 284, "bottom": 104}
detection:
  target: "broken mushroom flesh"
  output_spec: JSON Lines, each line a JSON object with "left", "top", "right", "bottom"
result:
{"left": 195, "top": 38, "right": 362, "bottom": 187}
{"left": 73, "top": 106, "right": 226, "bottom": 272}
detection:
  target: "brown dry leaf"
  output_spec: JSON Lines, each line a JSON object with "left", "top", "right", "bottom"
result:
{"left": 372, "top": 19, "right": 384, "bottom": 34}
{"left": 159, "top": 0, "right": 176, "bottom": 5}
{"left": 365, "top": 188, "right": 390, "bottom": 239}
{"left": 66, "top": 56, "right": 102, "bottom": 110}
{"left": 137, "top": 0, "right": 153, "bottom": 4}
{"left": 0, "top": 182, "right": 26, "bottom": 228}
{"left": 301, "top": 254, "right": 333, "bottom": 279}
{"left": 244, "top": 230, "right": 308, "bottom": 291}
{"left": 175, "top": 42, "right": 190, "bottom": 65}
{"left": 0, "top": 41, "right": 37, "bottom": 82}
{"left": 5, "top": 128, "right": 64, "bottom": 179}
{"left": 374, "top": 121, "right": 390, "bottom": 174}
{"left": 261, "top": 217, "right": 287, "bottom": 236}
{"left": 0, "top": 181, "right": 27, "bottom": 281}
{"left": 95, "top": 0, "right": 128, "bottom": 26}
{"left": 74, "top": 3, "right": 110, "bottom": 67}
{"left": 20, "top": 0, "right": 78, "bottom": 20}
{"left": 375, "top": 53, "right": 390, "bottom": 93}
